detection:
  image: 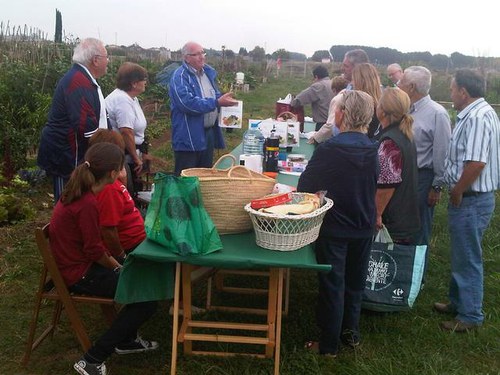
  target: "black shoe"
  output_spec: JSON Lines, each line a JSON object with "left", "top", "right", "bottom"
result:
{"left": 115, "top": 336, "right": 159, "bottom": 355}
{"left": 341, "top": 329, "right": 360, "bottom": 348}
{"left": 74, "top": 358, "right": 107, "bottom": 375}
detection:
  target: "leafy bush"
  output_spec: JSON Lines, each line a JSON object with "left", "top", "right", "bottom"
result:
{"left": 0, "top": 59, "right": 54, "bottom": 179}
{"left": 0, "top": 173, "right": 38, "bottom": 225}
{"left": 0, "top": 193, "right": 35, "bottom": 225}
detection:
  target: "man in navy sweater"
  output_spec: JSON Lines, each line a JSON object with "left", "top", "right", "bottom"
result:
{"left": 38, "top": 38, "right": 109, "bottom": 202}
{"left": 298, "top": 90, "right": 379, "bottom": 357}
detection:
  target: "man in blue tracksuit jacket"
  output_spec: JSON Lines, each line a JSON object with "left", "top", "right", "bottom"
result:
{"left": 169, "top": 41, "right": 237, "bottom": 175}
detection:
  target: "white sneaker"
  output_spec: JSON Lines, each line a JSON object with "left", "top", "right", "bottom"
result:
{"left": 74, "top": 358, "right": 107, "bottom": 375}
{"left": 115, "top": 336, "right": 159, "bottom": 355}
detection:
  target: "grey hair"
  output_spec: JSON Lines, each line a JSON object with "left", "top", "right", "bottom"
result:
{"left": 387, "top": 63, "right": 402, "bottom": 71}
{"left": 181, "top": 41, "right": 199, "bottom": 57}
{"left": 181, "top": 43, "right": 190, "bottom": 56}
{"left": 72, "top": 38, "right": 105, "bottom": 66}
{"left": 337, "top": 90, "right": 374, "bottom": 132}
{"left": 345, "top": 49, "right": 369, "bottom": 65}
{"left": 403, "top": 66, "right": 432, "bottom": 95}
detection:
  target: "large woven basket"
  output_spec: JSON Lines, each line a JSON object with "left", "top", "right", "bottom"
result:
{"left": 244, "top": 193, "right": 334, "bottom": 251}
{"left": 181, "top": 154, "right": 276, "bottom": 234}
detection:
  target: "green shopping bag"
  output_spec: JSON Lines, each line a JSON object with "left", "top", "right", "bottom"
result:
{"left": 144, "top": 173, "right": 222, "bottom": 255}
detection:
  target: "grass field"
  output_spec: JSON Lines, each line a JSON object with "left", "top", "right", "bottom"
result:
{"left": 0, "top": 76, "right": 499, "bottom": 374}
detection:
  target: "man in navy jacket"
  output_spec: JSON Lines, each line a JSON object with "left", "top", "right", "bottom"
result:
{"left": 38, "top": 38, "right": 109, "bottom": 202}
{"left": 169, "top": 41, "right": 237, "bottom": 175}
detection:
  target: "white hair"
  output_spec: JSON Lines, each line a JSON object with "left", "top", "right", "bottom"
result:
{"left": 72, "top": 38, "right": 105, "bottom": 66}
{"left": 387, "top": 63, "right": 402, "bottom": 71}
{"left": 181, "top": 41, "right": 201, "bottom": 57}
{"left": 404, "top": 66, "right": 432, "bottom": 95}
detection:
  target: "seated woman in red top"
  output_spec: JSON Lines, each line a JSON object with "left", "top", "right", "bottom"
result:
{"left": 49, "top": 142, "right": 158, "bottom": 375}
{"left": 89, "top": 129, "right": 146, "bottom": 259}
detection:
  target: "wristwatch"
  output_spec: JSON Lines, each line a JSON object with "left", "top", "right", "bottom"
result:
{"left": 432, "top": 185, "right": 443, "bottom": 193}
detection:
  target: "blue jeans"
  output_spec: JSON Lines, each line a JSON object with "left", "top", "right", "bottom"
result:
{"left": 70, "top": 263, "right": 158, "bottom": 362}
{"left": 315, "top": 236, "right": 372, "bottom": 354}
{"left": 447, "top": 192, "right": 495, "bottom": 324}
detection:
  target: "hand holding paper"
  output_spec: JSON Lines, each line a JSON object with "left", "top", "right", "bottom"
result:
{"left": 218, "top": 92, "right": 239, "bottom": 107}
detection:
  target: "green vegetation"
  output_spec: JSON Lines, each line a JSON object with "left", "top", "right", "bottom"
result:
{"left": 0, "top": 77, "right": 499, "bottom": 374}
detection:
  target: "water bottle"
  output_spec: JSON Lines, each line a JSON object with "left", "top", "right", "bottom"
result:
{"left": 242, "top": 122, "right": 265, "bottom": 156}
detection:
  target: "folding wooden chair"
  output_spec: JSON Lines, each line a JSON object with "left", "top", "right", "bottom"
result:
{"left": 23, "top": 224, "right": 117, "bottom": 365}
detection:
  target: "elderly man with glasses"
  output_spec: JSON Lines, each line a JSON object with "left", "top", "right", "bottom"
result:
{"left": 169, "top": 41, "right": 237, "bottom": 175}
{"left": 38, "top": 37, "right": 110, "bottom": 203}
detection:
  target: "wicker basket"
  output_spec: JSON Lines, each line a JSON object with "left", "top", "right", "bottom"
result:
{"left": 244, "top": 193, "right": 334, "bottom": 251}
{"left": 181, "top": 154, "right": 276, "bottom": 234}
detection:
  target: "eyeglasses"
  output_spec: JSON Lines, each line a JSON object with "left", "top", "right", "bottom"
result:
{"left": 187, "top": 51, "right": 206, "bottom": 57}
{"left": 94, "top": 54, "right": 109, "bottom": 61}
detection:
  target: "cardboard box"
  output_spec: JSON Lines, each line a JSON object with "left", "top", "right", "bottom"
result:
{"left": 250, "top": 192, "right": 293, "bottom": 209}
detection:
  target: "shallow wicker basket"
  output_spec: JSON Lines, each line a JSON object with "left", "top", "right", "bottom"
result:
{"left": 244, "top": 193, "right": 334, "bottom": 251}
{"left": 181, "top": 154, "right": 276, "bottom": 234}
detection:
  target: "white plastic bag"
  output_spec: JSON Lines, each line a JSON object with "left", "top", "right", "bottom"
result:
{"left": 276, "top": 93, "right": 293, "bottom": 104}
{"left": 374, "top": 225, "right": 394, "bottom": 250}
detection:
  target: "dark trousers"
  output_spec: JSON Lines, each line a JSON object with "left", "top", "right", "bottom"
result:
{"left": 174, "top": 127, "right": 215, "bottom": 175}
{"left": 70, "top": 263, "right": 158, "bottom": 362}
{"left": 413, "top": 168, "right": 435, "bottom": 281}
{"left": 315, "top": 235, "right": 372, "bottom": 354}
{"left": 414, "top": 168, "right": 435, "bottom": 246}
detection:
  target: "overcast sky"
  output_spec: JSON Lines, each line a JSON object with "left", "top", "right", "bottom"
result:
{"left": 2, "top": 0, "right": 498, "bottom": 58}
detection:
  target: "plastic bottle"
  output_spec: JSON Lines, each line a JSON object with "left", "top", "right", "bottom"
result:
{"left": 242, "top": 122, "right": 265, "bottom": 156}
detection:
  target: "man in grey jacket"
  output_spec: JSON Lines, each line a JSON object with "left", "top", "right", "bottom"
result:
{"left": 291, "top": 65, "right": 334, "bottom": 131}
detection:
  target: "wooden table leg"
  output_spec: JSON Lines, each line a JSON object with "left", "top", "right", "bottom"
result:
{"left": 265, "top": 268, "right": 278, "bottom": 358}
{"left": 170, "top": 262, "right": 181, "bottom": 375}
{"left": 274, "top": 268, "right": 284, "bottom": 375}
{"left": 182, "top": 264, "right": 193, "bottom": 354}
{"left": 284, "top": 268, "right": 290, "bottom": 316}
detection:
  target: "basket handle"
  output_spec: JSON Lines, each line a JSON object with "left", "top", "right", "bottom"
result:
{"left": 227, "top": 165, "right": 255, "bottom": 179}
{"left": 212, "top": 154, "right": 237, "bottom": 170}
